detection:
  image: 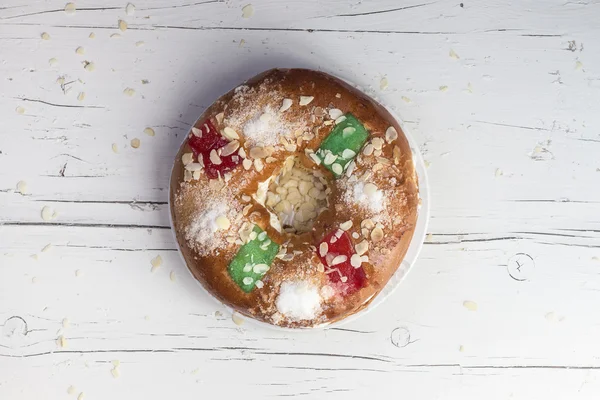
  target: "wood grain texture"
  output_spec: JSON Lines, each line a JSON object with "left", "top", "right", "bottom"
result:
{"left": 1, "top": 0, "right": 599, "bottom": 398}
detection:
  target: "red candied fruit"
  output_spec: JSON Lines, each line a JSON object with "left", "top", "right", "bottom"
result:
{"left": 317, "top": 230, "right": 367, "bottom": 296}
{"left": 187, "top": 119, "right": 240, "bottom": 179}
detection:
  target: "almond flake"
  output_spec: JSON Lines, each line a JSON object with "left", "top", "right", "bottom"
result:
{"left": 243, "top": 159, "right": 252, "bottom": 170}
{"left": 221, "top": 140, "right": 240, "bottom": 156}
{"left": 16, "top": 181, "right": 27, "bottom": 195}
{"left": 193, "top": 170, "right": 201, "bottom": 180}
{"left": 41, "top": 206, "right": 57, "bottom": 221}
{"left": 331, "top": 163, "right": 343, "bottom": 175}
{"left": 355, "top": 240, "right": 369, "bottom": 255}
{"left": 75, "top": 46, "right": 85, "bottom": 55}
{"left": 15, "top": 106, "right": 25, "bottom": 114}
{"left": 308, "top": 152, "right": 321, "bottom": 165}
{"left": 328, "top": 108, "right": 343, "bottom": 120}
{"left": 57, "top": 335, "right": 67, "bottom": 347}
{"left": 341, "top": 149, "right": 356, "bottom": 159}
{"left": 84, "top": 61, "right": 95, "bottom": 72}
{"left": 150, "top": 255, "right": 162, "bottom": 272}
{"left": 64, "top": 2, "right": 76, "bottom": 14}
{"left": 439, "top": 85, "right": 448, "bottom": 92}
{"left": 340, "top": 128, "right": 356, "bottom": 140}
{"left": 385, "top": 126, "right": 398, "bottom": 143}
{"left": 118, "top": 20, "right": 128, "bottom": 32}
{"left": 249, "top": 146, "right": 266, "bottom": 159}
{"left": 299, "top": 96, "right": 314, "bottom": 106}
{"left": 185, "top": 163, "right": 202, "bottom": 172}
{"left": 125, "top": 3, "right": 135, "bottom": 15}
{"left": 331, "top": 255, "right": 347, "bottom": 266}
{"left": 253, "top": 264, "right": 269, "bottom": 274}
{"left": 350, "top": 254, "right": 362, "bottom": 268}
{"left": 130, "top": 138, "right": 140, "bottom": 148}
{"left": 41, "top": 32, "right": 50, "bottom": 40}
{"left": 232, "top": 312, "right": 245, "bottom": 325}
{"left": 463, "top": 300, "right": 478, "bottom": 311}
{"left": 280, "top": 98, "right": 293, "bottom": 112}
{"left": 372, "top": 137, "right": 384, "bottom": 150}
{"left": 319, "top": 242, "right": 328, "bottom": 257}
{"left": 242, "top": 4, "right": 254, "bottom": 18}
{"left": 77, "top": 92, "right": 85, "bottom": 102}
{"left": 123, "top": 88, "right": 135, "bottom": 97}
{"left": 449, "top": 49, "right": 460, "bottom": 59}
{"left": 340, "top": 220, "right": 353, "bottom": 231}
{"left": 254, "top": 158, "right": 264, "bottom": 172}
{"left": 223, "top": 127, "right": 239, "bottom": 140}
{"left": 364, "top": 183, "right": 378, "bottom": 196}
{"left": 215, "top": 215, "right": 231, "bottom": 230}
{"left": 255, "top": 280, "right": 264, "bottom": 289}
{"left": 242, "top": 276, "right": 254, "bottom": 285}
{"left": 182, "top": 153, "right": 193, "bottom": 165}
{"left": 323, "top": 152, "right": 337, "bottom": 166}
{"left": 191, "top": 127, "right": 202, "bottom": 137}
{"left": 340, "top": 276, "right": 348, "bottom": 283}
{"left": 144, "top": 127, "right": 155, "bottom": 137}
{"left": 238, "top": 147, "right": 246, "bottom": 158}
{"left": 210, "top": 149, "right": 222, "bottom": 165}
{"left": 371, "top": 227, "right": 384, "bottom": 243}
{"left": 334, "top": 115, "right": 347, "bottom": 125}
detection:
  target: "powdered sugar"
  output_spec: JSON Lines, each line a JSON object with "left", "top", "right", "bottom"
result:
{"left": 184, "top": 201, "right": 230, "bottom": 254}
{"left": 276, "top": 281, "right": 322, "bottom": 321}
{"left": 346, "top": 180, "right": 385, "bottom": 213}
{"left": 224, "top": 81, "right": 307, "bottom": 147}
{"left": 242, "top": 105, "right": 282, "bottom": 146}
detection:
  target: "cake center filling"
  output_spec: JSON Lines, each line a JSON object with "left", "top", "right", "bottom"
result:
{"left": 258, "top": 156, "right": 330, "bottom": 234}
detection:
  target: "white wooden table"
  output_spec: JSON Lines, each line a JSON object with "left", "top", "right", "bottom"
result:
{"left": 1, "top": 0, "right": 599, "bottom": 398}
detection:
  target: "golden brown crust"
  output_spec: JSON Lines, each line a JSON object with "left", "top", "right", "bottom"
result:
{"left": 169, "top": 69, "right": 419, "bottom": 328}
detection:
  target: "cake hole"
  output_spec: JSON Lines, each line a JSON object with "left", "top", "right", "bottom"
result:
{"left": 256, "top": 156, "right": 330, "bottom": 234}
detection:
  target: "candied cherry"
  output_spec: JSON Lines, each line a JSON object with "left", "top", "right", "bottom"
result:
{"left": 317, "top": 230, "right": 367, "bottom": 295}
{"left": 187, "top": 119, "right": 240, "bottom": 179}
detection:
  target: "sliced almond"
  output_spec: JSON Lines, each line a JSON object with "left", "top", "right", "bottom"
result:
{"left": 361, "top": 219, "right": 375, "bottom": 229}
{"left": 220, "top": 140, "right": 240, "bottom": 156}
{"left": 299, "top": 96, "right": 314, "bottom": 106}
{"left": 328, "top": 108, "right": 343, "bottom": 120}
{"left": 238, "top": 147, "right": 247, "bottom": 158}
{"left": 243, "top": 159, "right": 253, "bottom": 170}
{"left": 335, "top": 115, "right": 347, "bottom": 125}
{"left": 192, "top": 170, "right": 201, "bottom": 180}
{"left": 184, "top": 170, "right": 192, "bottom": 182}
{"left": 215, "top": 215, "right": 230, "bottom": 230}
{"left": 331, "top": 163, "right": 343, "bottom": 175}
{"left": 130, "top": 138, "right": 140, "bottom": 148}
{"left": 340, "top": 220, "right": 353, "bottom": 231}
{"left": 255, "top": 280, "right": 264, "bottom": 289}
{"left": 323, "top": 152, "right": 337, "bottom": 166}
{"left": 341, "top": 149, "right": 356, "bottom": 159}
{"left": 372, "top": 137, "right": 384, "bottom": 151}
{"left": 350, "top": 254, "right": 362, "bottom": 268}
{"left": 185, "top": 163, "right": 202, "bottom": 172}
{"left": 280, "top": 98, "right": 293, "bottom": 112}
{"left": 209, "top": 149, "right": 222, "bottom": 165}
{"left": 331, "top": 255, "right": 348, "bottom": 266}
{"left": 319, "top": 242, "right": 328, "bottom": 257}
{"left": 385, "top": 126, "right": 398, "bottom": 143}
{"left": 363, "top": 143, "right": 374, "bottom": 156}
{"left": 191, "top": 127, "right": 202, "bottom": 137}
{"left": 308, "top": 152, "right": 321, "bottom": 165}
{"left": 215, "top": 112, "right": 224, "bottom": 125}
{"left": 371, "top": 227, "right": 384, "bottom": 243}
{"left": 355, "top": 240, "right": 369, "bottom": 255}
{"left": 253, "top": 264, "right": 269, "bottom": 274}
{"left": 223, "top": 127, "right": 239, "bottom": 140}
{"left": 254, "top": 158, "right": 264, "bottom": 172}
{"left": 249, "top": 146, "right": 267, "bottom": 159}
{"left": 182, "top": 153, "right": 193, "bottom": 165}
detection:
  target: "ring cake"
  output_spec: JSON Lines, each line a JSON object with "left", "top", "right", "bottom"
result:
{"left": 170, "top": 69, "right": 419, "bottom": 328}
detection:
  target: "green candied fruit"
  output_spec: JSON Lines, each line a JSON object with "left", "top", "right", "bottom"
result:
{"left": 228, "top": 225, "right": 280, "bottom": 293}
{"left": 315, "top": 113, "right": 369, "bottom": 177}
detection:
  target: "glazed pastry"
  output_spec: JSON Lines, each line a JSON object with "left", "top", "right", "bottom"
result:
{"left": 170, "top": 69, "right": 419, "bottom": 328}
